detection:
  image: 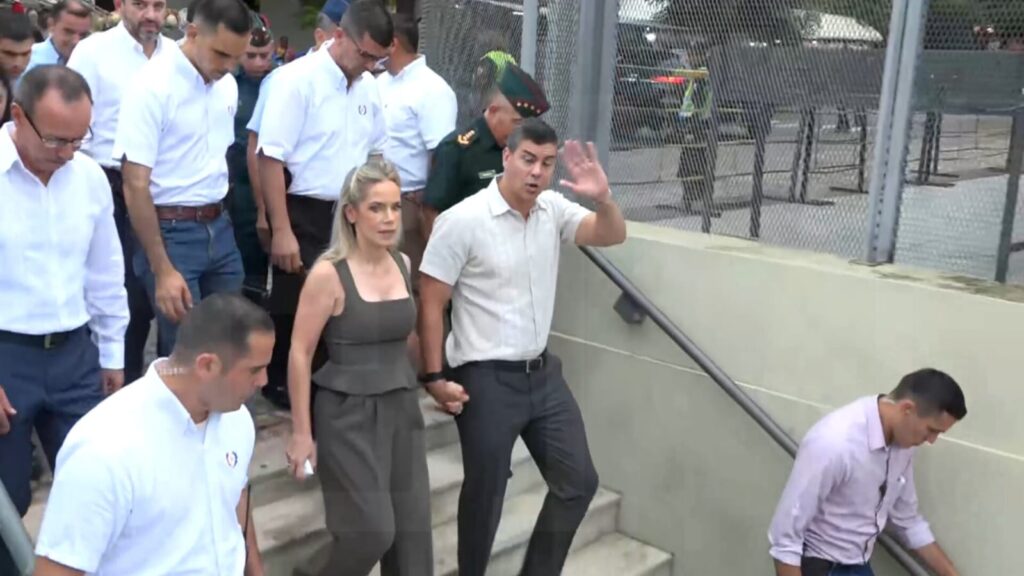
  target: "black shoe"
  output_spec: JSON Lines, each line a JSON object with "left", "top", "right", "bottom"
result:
{"left": 261, "top": 386, "right": 291, "bottom": 411}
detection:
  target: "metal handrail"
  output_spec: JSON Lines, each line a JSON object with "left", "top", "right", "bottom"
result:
{"left": 579, "top": 245, "right": 931, "bottom": 576}
{"left": 0, "top": 480, "right": 34, "bottom": 575}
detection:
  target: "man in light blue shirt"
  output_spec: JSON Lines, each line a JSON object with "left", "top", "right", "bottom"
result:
{"left": 23, "top": 0, "right": 91, "bottom": 73}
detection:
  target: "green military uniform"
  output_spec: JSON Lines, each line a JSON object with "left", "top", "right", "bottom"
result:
{"left": 227, "top": 67, "right": 271, "bottom": 283}
{"left": 424, "top": 63, "right": 550, "bottom": 213}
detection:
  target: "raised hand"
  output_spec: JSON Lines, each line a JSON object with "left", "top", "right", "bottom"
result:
{"left": 559, "top": 140, "right": 610, "bottom": 204}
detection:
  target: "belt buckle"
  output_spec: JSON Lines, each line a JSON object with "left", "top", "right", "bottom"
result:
{"left": 526, "top": 355, "right": 543, "bottom": 374}
{"left": 43, "top": 333, "right": 54, "bottom": 350}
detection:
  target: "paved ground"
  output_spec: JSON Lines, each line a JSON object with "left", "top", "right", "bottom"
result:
{"left": 606, "top": 113, "right": 1024, "bottom": 285}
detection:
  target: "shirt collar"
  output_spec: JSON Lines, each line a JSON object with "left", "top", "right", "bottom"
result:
{"left": 484, "top": 176, "right": 549, "bottom": 217}
{"left": 314, "top": 45, "right": 349, "bottom": 88}
{"left": 865, "top": 395, "right": 888, "bottom": 452}
{"left": 472, "top": 116, "right": 500, "bottom": 151}
{"left": 393, "top": 55, "right": 426, "bottom": 80}
{"left": 114, "top": 21, "right": 165, "bottom": 56}
{"left": 146, "top": 359, "right": 215, "bottom": 435}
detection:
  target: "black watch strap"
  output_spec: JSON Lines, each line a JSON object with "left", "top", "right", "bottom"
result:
{"left": 418, "top": 371, "right": 444, "bottom": 384}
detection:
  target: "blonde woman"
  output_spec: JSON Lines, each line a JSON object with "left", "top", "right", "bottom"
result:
{"left": 285, "top": 159, "right": 442, "bottom": 575}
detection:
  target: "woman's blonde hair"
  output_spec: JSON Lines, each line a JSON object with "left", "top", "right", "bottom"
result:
{"left": 319, "top": 158, "right": 402, "bottom": 264}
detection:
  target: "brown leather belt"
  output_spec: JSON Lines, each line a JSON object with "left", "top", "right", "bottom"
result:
{"left": 154, "top": 202, "right": 224, "bottom": 222}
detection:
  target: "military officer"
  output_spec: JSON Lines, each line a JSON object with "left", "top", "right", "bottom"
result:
{"left": 421, "top": 63, "right": 549, "bottom": 235}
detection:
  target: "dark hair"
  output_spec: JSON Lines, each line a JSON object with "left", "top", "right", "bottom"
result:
{"left": 507, "top": 118, "right": 558, "bottom": 152}
{"left": 315, "top": 11, "right": 338, "bottom": 34}
{"left": 172, "top": 293, "right": 274, "bottom": 366}
{"left": 14, "top": 65, "right": 92, "bottom": 117}
{"left": 0, "top": 9, "right": 33, "bottom": 43}
{"left": 185, "top": 0, "right": 200, "bottom": 23}
{"left": 340, "top": 0, "right": 392, "bottom": 49}
{"left": 392, "top": 13, "right": 418, "bottom": 53}
{"left": 52, "top": 0, "right": 92, "bottom": 21}
{"left": 890, "top": 368, "right": 967, "bottom": 420}
{"left": 192, "top": 0, "right": 253, "bottom": 36}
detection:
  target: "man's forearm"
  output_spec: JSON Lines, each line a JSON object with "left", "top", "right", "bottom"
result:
{"left": 915, "top": 542, "right": 958, "bottom": 576}
{"left": 422, "top": 206, "right": 439, "bottom": 241}
{"left": 418, "top": 303, "right": 445, "bottom": 374}
{"left": 122, "top": 168, "right": 172, "bottom": 274}
{"left": 773, "top": 559, "right": 801, "bottom": 576}
{"left": 243, "top": 499, "right": 263, "bottom": 576}
{"left": 257, "top": 154, "right": 290, "bottom": 232}
{"left": 591, "top": 198, "right": 627, "bottom": 246}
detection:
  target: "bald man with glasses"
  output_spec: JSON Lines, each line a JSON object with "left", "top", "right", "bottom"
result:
{"left": 0, "top": 65, "right": 127, "bottom": 576}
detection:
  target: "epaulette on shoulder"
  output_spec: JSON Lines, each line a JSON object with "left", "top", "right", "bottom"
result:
{"left": 456, "top": 129, "right": 477, "bottom": 147}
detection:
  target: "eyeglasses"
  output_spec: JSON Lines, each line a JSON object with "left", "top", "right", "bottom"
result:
{"left": 23, "top": 111, "right": 92, "bottom": 150}
{"left": 343, "top": 26, "right": 389, "bottom": 65}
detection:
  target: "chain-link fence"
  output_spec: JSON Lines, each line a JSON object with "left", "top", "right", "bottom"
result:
{"left": 419, "top": 0, "right": 578, "bottom": 139}
{"left": 420, "top": 0, "right": 1024, "bottom": 285}
{"left": 894, "top": 2, "right": 1024, "bottom": 283}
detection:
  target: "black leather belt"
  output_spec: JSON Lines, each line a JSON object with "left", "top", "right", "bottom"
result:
{"left": 477, "top": 351, "right": 548, "bottom": 374}
{"left": 0, "top": 325, "right": 86, "bottom": 350}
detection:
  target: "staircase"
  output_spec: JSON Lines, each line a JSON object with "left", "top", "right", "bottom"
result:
{"left": 250, "top": 394, "right": 673, "bottom": 576}
{"left": 23, "top": 393, "right": 672, "bottom": 575}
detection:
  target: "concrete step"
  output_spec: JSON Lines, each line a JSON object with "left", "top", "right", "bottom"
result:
{"left": 432, "top": 487, "right": 621, "bottom": 576}
{"left": 262, "top": 485, "right": 622, "bottom": 576}
{"left": 255, "top": 439, "right": 541, "bottom": 554}
{"left": 562, "top": 533, "right": 673, "bottom": 576}
{"left": 248, "top": 393, "right": 460, "bottom": 507}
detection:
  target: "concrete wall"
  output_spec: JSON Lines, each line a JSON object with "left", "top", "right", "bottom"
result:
{"left": 551, "top": 223, "right": 1024, "bottom": 575}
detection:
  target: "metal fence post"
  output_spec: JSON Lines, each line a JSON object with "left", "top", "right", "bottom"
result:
{"left": 520, "top": 0, "right": 539, "bottom": 76}
{"left": 570, "top": 0, "right": 617, "bottom": 167}
{"left": 863, "top": 0, "right": 931, "bottom": 263}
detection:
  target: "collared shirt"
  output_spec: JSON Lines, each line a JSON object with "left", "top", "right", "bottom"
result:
{"left": 246, "top": 39, "right": 333, "bottom": 136}
{"left": 422, "top": 116, "right": 504, "bottom": 213}
{"left": 768, "top": 396, "right": 936, "bottom": 567}
{"left": 112, "top": 44, "right": 238, "bottom": 206}
{"left": 377, "top": 56, "right": 457, "bottom": 192}
{"left": 0, "top": 123, "right": 128, "bottom": 368}
{"left": 35, "top": 360, "right": 255, "bottom": 575}
{"left": 68, "top": 23, "right": 171, "bottom": 169}
{"left": 257, "top": 47, "right": 386, "bottom": 201}
{"left": 24, "top": 38, "right": 64, "bottom": 73}
{"left": 420, "top": 177, "right": 590, "bottom": 367}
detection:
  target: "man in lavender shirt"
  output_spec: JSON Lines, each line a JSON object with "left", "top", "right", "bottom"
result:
{"left": 768, "top": 368, "right": 967, "bottom": 576}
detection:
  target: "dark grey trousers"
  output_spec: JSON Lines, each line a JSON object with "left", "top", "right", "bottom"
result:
{"left": 453, "top": 353, "right": 599, "bottom": 576}
{"left": 309, "top": 386, "right": 433, "bottom": 576}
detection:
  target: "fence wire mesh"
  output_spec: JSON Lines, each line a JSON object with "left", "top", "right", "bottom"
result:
{"left": 894, "top": 1, "right": 1024, "bottom": 284}
{"left": 419, "top": 0, "right": 578, "bottom": 140}
{"left": 420, "top": 0, "right": 1024, "bottom": 285}
{"left": 610, "top": 0, "right": 889, "bottom": 260}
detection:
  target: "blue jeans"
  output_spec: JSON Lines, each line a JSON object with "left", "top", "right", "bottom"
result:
{"left": 134, "top": 213, "right": 244, "bottom": 356}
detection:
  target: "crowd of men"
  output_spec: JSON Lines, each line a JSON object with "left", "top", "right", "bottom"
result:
{"left": 0, "top": 0, "right": 972, "bottom": 575}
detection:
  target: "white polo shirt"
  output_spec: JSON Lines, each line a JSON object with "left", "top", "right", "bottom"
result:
{"left": 67, "top": 23, "right": 172, "bottom": 169}
{"left": 35, "top": 360, "right": 255, "bottom": 575}
{"left": 256, "top": 46, "right": 386, "bottom": 201}
{"left": 112, "top": 44, "right": 238, "bottom": 206}
{"left": 0, "top": 123, "right": 128, "bottom": 369}
{"left": 377, "top": 56, "right": 457, "bottom": 192}
{"left": 246, "top": 39, "right": 333, "bottom": 136}
{"left": 420, "top": 178, "right": 590, "bottom": 367}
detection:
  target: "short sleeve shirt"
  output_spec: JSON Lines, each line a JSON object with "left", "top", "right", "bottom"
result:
{"left": 377, "top": 56, "right": 457, "bottom": 191}
{"left": 112, "top": 46, "right": 238, "bottom": 206}
{"left": 256, "top": 47, "right": 386, "bottom": 201}
{"left": 34, "top": 360, "right": 256, "bottom": 575}
{"left": 419, "top": 177, "right": 590, "bottom": 366}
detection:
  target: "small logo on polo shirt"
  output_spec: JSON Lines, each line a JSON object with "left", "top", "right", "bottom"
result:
{"left": 358, "top": 105, "right": 368, "bottom": 115}
{"left": 226, "top": 451, "right": 238, "bottom": 469}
